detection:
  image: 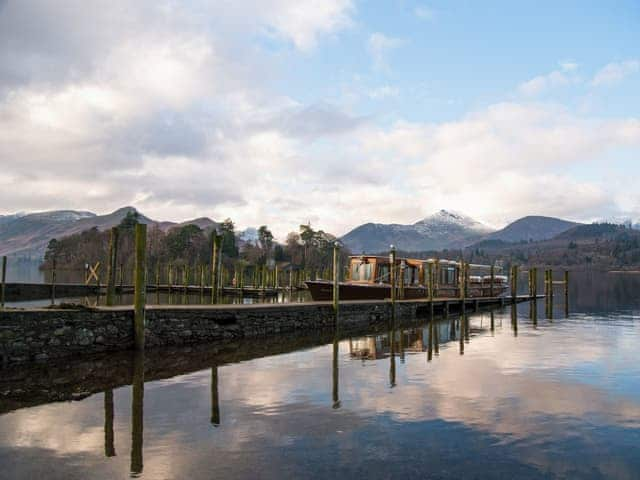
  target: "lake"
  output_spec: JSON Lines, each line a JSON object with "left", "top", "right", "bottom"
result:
{"left": 1, "top": 271, "right": 640, "bottom": 479}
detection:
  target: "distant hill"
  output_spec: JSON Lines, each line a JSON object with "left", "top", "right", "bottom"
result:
{"left": 481, "top": 216, "right": 579, "bottom": 244}
{"left": 341, "top": 210, "right": 494, "bottom": 253}
{"left": 0, "top": 207, "right": 218, "bottom": 258}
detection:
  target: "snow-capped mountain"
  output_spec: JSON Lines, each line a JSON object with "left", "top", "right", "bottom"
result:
{"left": 238, "top": 227, "right": 260, "bottom": 245}
{"left": 340, "top": 210, "right": 494, "bottom": 253}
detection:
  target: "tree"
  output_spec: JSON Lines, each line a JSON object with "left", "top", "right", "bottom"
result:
{"left": 258, "top": 225, "right": 274, "bottom": 263}
{"left": 219, "top": 218, "right": 239, "bottom": 258}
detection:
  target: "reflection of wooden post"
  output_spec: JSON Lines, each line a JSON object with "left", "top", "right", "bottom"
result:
{"left": 0, "top": 256, "right": 6, "bottom": 309}
{"left": 511, "top": 301, "right": 518, "bottom": 336}
{"left": 332, "top": 242, "right": 340, "bottom": 312}
{"left": 130, "top": 352, "right": 144, "bottom": 476}
{"left": 106, "top": 227, "right": 119, "bottom": 306}
{"left": 459, "top": 312, "right": 465, "bottom": 355}
{"left": 427, "top": 321, "right": 433, "bottom": 362}
{"left": 134, "top": 224, "right": 147, "bottom": 351}
{"left": 211, "top": 366, "right": 220, "bottom": 426}
{"left": 564, "top": 270, "right": 569, "bottom": 315}
{"left": 490, "top": 311, "right": 495, "bottom": 333}
{"left": 332, "top": 337, "right": 340, "bottom": 409}
{"left": 104, "top": 389, "right": 116, "bottom": 457}
{"left": 389, "top": 327, "right": 396, "bottom": 387}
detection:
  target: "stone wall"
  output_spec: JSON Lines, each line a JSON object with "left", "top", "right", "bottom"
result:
{"left": 0, "top": 299, "right": 460, "bottom": 365}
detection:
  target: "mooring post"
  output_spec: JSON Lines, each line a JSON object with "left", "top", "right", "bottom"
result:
{"left": 106, "top": 227, "right": 119, "bottom": 306}
{"left": 333, "top": 242, "right": 340, "bottom": 312}
{"left": 51, "top": 258, "right": 57, "bottom": 305}
{"left": 532, "top": 267, "right": 537, "bottom": 298}
{"left": 428, "top": 262, "right": 434, "bottom": 302}
{"left": 133, "top": 224, "right": 147, "bottom": 351}
{"left": 210, "top": 232, "right": 220, "bottom": 304}
{"left": 490, "top": 264, "right": 495, "bottom": 297}
{"left": 459, "top": 261, "right": 465, "bottom": 301}
{"left": 389, "top": 245, "right": 397, "bottom": 307}
{"left": 0, "top": 255, "right": 6, "bottom": 309}
{"left": 434, "top": 259, "right": 440, "bottom": 297}
{"left": 183, "top": 265, "right": 189, "bottom": 294}
{"left": 511, "top": 264, "right": 518, "bottom": 303}
{"left": 154, "top": 262, "right": 160, "bottom": 291}
{"left": 119, "top": 263, "right": 124, "bottom": 292}
{"left": 399, "top": 259, "right": 406, "bottom": 300}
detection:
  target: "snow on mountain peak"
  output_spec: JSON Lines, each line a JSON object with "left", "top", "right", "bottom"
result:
{"left": 414, "top": 210, "right": 492, "bottom": 233}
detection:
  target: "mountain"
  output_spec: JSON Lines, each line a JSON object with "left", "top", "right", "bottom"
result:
{"left": 480, "top": 216, "right": 580, "bottom": 244}
{"left": 157, "top": 217, "right": 218, "bottom": 232}
{"left": 0, "top": 206, "right": 217, "bottom": 258}
{"left": 340, "top": 210, "right": 494, "bottom": 253}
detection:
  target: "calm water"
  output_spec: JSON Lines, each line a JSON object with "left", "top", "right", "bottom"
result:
{"left": 2, "top": 272, "right": 640, "bottom": 479}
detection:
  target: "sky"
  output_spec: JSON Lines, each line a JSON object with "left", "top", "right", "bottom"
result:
{"left": 0, "top": 0, "right": 639, "bottom": 239}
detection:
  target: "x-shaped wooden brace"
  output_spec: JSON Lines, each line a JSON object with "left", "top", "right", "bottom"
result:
{"left": 85, "top": 261, "right": 101, "bottom": 285}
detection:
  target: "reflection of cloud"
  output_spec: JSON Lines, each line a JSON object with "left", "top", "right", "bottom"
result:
{"left": 2, "top": 312, "right": 640, "bottom": 478}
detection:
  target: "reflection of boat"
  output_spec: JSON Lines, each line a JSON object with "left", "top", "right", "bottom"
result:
{"left": 306, "top": 255, "right": 508, "bottom": 301}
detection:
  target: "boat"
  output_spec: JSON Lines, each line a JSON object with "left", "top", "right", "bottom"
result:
{"left": 306, "top": 254, "right": 508, "bottom": 301}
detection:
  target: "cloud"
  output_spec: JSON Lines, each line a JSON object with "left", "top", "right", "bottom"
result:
{"left": 517, "top": 64, "right": 581, "bottom": 96}
{"left": 592, "top": 60, "right": 640, "bottom": 86}
{"left": 367, "top": 33, "right": 405, "bottom": 71}
{"left": 0, "top": 2, "right": 639, "bottom": 240}
{"left": 366, "top": 85, "right": 400, "bottom": 99}
{"left": 414, "top": 6, "right": 435, "bottom": 20}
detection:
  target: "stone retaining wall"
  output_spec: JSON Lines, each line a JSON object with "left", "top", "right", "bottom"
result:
{"left": 1, "top": 301, "right": 421, "bottom": 365}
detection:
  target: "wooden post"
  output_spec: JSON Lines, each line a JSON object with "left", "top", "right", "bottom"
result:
{"left": 51, "top": 258, "right": 57, "bottom": 305}
{"left": 465, "top": 262, "right": 470, "bottom": 299}
{"left": 119, "top": 263, "right": 124, "bottom": 292}
{"left": 154, "top": 262, "right": 160, "bottom": 290}
{"left": 490, "top": 264, "right": 495, "bottom": 297}
{"left": 106, "top": 227, "right": 119, "bottom": 306}
{"left": 210, "top": 232, "right": 220, "bottom": 304}
{"left": 0, "top": 256, "right": 6, "bottom": 309}
{"left": 511, "top": 265, "right": 518, "bottom": 302}
{"left": 428, "top": 262, "right": 434, "bottom": 301}
{"left": 275, "top": 266, "right": 279, "bottom": 290}
{"left": 399, "top": 260, "right": 405, "bottom": 300}
{"left": 389, "top": 246, "right": 397, "bottom": 306}
{"left": 183, "top": 265, "right": 189, "bottom": 293}
{"left": 459, "top": 261, "right": 465, "bottom": 300}
{"left": 434, "top": 259, "right": 440, "bottom": 297}
{"left": 133, "top": 224, "right": 147, "bottom": 351}
{"left": 332, "top": 242, "right": 340, "bottom": 312}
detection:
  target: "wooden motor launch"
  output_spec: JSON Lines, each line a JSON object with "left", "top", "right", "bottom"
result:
{"left": 305, "top": 254, "right": 508, "bottom": 301}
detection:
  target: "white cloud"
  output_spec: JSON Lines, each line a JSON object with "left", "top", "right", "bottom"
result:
{"left": 517, "top": 69, "right": 578, "bottom": 96}
{"left": 0, "top": 2, "right": 639, "bottom": 240}
{"left": 414, "top": 6, "right": 435, "bottom": 21}
{"left": 367, "top": 85, "right": 400, "bottom": 99}
{"left": 592, "top": 60, "right": 640, "bottom": 86}
{"left": 367, "top": 33, "right": 405, "bottom": 71}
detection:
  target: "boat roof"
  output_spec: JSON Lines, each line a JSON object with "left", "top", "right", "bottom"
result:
{"left": 348, "top": 254, "right": 495, "bottom": 269}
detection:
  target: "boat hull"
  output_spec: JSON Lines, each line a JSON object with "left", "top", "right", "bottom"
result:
{"left": 305, "top": 280, "right": 508, "bottom": 301}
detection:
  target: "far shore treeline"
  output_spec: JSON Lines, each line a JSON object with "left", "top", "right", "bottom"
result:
{"left": 41, "top": 211, "right": 352, "bottom": 280}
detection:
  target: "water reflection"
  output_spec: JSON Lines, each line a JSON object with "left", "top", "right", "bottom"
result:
{"left": 4, "top": 281, "right": 640, "bottom": 478}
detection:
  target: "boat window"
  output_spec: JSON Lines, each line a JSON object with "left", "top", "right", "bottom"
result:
{"left": 377, "top": 264, "right": 389, "bottom": 283}
{"left": 350, "top": 263, "right": 360, "bottom": 281}
{"left": 351, "top": 262, "right": 372, "bottom": 281}
{"left": 362, "top": 263, "right": 372, "bottom": 281}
